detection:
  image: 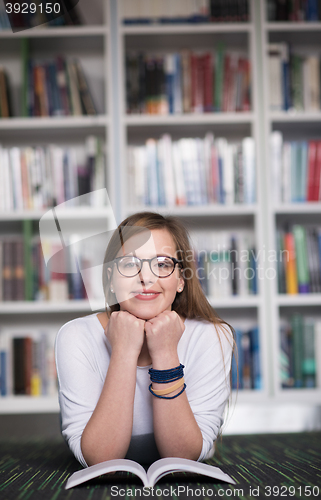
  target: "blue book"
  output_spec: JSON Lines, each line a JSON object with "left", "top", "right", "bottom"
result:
{"left": 249, "top": 326, "right": 262, "bottom": 390}
{"left": 0, "top": 351, "right": 7, "bottom": 396}
{"left": 231, "top": 328, "right": 243, "bottom": 390}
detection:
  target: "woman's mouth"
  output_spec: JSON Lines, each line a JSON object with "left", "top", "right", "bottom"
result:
{"left": 133, "top": 291, "right": 161, "bottom": 300}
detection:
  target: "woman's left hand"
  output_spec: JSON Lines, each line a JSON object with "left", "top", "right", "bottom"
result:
{"left": 145, "top": 310, "right": 185, "bottom": 368}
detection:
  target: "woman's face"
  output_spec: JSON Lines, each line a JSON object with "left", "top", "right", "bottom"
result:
{"left": 110, "top": 228, "right": 184, "bottom": 320}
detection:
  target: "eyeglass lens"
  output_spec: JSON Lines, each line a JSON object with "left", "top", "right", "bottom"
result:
{"left": 117, "top": 256, "right": 175, "bottom": 277}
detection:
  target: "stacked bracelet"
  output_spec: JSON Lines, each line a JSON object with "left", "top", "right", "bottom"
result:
{"left": 148, "top": 364, "right": 186, "bottom": 399}
{"left": 148, "top": 364, "right": 184, "bottom": 383}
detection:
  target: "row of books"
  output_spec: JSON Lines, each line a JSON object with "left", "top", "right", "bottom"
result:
{"left": 122, "top": 0, "right": 249, "bottom": 24}
{"left": 0, "top": 67, "right": 11, "bottom": 117}
{"left": 268, "top": 43, "right": 321, "bottom": 112}
{"left": 126, "top": 49, "right": 251, "bottom": 115}
{"left": 280, "top": 314, "right": 320, "bottom": 389}
{"left": 277, "top": 224, "right": 321, "bottom": 294}
{"left": 127, "top": 134, "right": 256, "bottom": 207}
{"left": 0, "top": 223, "right": 105, "bottom": 303}
{"left": 191, "top": 230, "right": 258, "bottom": 297}
{"left": 0, "top": 330, "right": 57, "bottom": 396}
{"left": 0, "top": 137, "right": 106, "bottom": 212}
{"left": 270, "top": 133, "right": 321, "bottom": 203}
{"left": 231, "top": 326, "right": 261, "bottom": 390}
{"left": 0, "top": 0, "right": 82, "bottom": 31}
{"left": 267, "top": 0, "right": 321, "bottom": 21}
{"left": 21, "top": 45, "right": 97, "bottom": 117}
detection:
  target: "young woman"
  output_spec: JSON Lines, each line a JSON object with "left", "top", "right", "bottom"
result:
{"left": 55, "top": 212, "right": 234, "bottom": 467}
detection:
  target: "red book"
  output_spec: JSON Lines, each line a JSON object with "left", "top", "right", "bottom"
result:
{"left": 314, "top": 141, "right": 321, "bottom": 201}
{"left": 203, "top": 53, "right": 213, "bottom": 112}
{"left": 307, "top": 141, "right": 317, "bottom": 201}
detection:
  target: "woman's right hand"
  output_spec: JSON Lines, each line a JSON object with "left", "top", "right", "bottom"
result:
{"left": 105, "top": 311, "right": 145, "bottom": 360}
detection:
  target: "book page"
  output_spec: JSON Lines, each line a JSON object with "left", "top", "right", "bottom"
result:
{"left": 65, "top": 459, "right": 147, "bottom": 489}
{"left": 146, "top": 458, "right": 236, "bottom": 487}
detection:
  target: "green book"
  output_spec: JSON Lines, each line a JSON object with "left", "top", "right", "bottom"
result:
{"left": 293, "top": 225, "right": 310, "bottom": 293}
{"left": 291, "top": 314, "right": 304, "bottom": 388}
{"left": 214, "top": 43, "right": 224, "bottom": 112}
{"left": 302, "top": 319, "right": 316, "bottom": 388}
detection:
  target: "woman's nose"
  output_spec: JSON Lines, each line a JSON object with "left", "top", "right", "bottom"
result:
{"left": 138, "top": 261, "right": 157, "bottom": 285}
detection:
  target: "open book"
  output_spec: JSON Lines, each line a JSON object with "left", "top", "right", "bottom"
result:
{"left": 65, "top": 457, "right": 236, "bottom": 489}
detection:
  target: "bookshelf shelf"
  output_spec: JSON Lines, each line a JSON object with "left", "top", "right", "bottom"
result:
{"left": 276, "top": 294, "right": 321, "bottom": 307}
{"left": 0, "top": 396, "right": 59, "bottom": 414}
{"left": 0, "top": 115, "right": 109, "bottom": 130}
{"left": 265, "top": 22, "right": 321, "bottom": 31}
{"left": 0, "top": 207, "right": 114, "bottom": 221}
{"left": 127, "top": 205, "right": 258, "bottom": 217}
{"left": 269, "top": 112, "right": 321, "bottom": 123}
{"left": 124, "top": 113, "right": 255, "bottom": 126}
{"left": 208, "top": 296, "right": 262, "bottom": 309}
{"left": 0, "top": 25, "right": 108, "bottom": 39}
{"left": 272, "top": 203, "right": 321, "bottom": 215}
{"left": 121, "top": 23, "right": 253, "bottom": 36}
{"left": 0, "top": 301, "right": 103, "bottom": 314}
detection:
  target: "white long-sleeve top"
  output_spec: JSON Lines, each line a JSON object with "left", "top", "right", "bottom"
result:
{"left": 55, "top": 313, "right": 233, "bottom": 467}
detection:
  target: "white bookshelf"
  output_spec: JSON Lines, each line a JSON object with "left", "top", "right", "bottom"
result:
{"left": 260, "top": 0, "right": 321, "bottom": 403}
{"left": 1, "top": 0, "right": 321, "bottom": 414}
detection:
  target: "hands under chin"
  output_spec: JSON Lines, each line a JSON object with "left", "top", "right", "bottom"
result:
{"left": 106, "top": 309, "right": 185, "bottom": 366}
{"left": 144, "top": 310, "right": 185, "bottom": 367}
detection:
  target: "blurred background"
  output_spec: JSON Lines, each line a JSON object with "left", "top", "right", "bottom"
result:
{"left": 0, "top": 0, "right": 320, "bottom": 438}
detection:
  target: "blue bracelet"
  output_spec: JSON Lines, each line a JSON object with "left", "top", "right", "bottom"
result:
{"left": 149, "top": 383, "right": 186, "bottom": 399}
{"left": 148, "top": 364, "right": 184, "bottom": 383}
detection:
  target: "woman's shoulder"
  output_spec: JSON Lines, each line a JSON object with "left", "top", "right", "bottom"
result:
{"left": 56, "top": 313, "right": 102, "bottom": 345}
{"left": 184, "top": 317, "right": 233, "bottom": 350}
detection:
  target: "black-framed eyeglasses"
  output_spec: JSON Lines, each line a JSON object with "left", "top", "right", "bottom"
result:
{"left": 113, "top": 255, "right": 182, "bottom": 278}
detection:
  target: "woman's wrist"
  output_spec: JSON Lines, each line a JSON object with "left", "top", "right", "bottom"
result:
{"left": 150, "top": 353, "right": 180, "bottom": 371}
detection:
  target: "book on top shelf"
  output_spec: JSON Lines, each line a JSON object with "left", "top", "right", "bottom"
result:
{"left": 65, "top": 457, "right": 235, "bottom": 490}
{"left": 121, "top": 0, "right": 249, "bottom": 25}
{"left": 267, "top": 0, "right": 321, "bottom": 21}
{"left": 0, "top": 0, "right": 83, "bottom": 31}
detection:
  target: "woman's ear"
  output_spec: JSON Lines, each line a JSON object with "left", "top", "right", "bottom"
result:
{"left": 177, "top": 277, "right": 184, "bottom": 293}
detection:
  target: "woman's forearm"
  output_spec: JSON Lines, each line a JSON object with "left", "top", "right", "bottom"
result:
{"left": 81, "top": 351, "right": 137, "bottom": 466}
{"left": 151, "top": 353, "right": 203, "bottom": 460}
